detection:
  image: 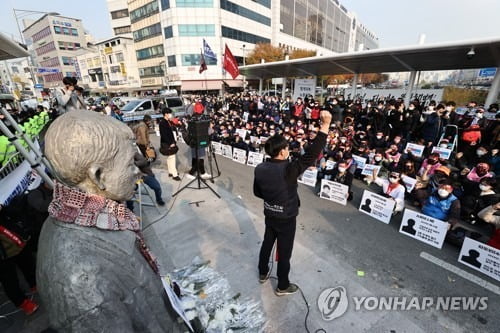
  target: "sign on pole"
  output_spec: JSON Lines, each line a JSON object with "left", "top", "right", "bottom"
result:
{"left": 459, "top": 237, "right": 500, "bottom": 282}
{"left": 399, "top": 209, "right": 448, "bottom": 249}
{"left": 292, "top": 79, "right": 315, "bottom": 100}
{"left": 319, "top": 179, "right": 348, "bottom": 205}
{"left": 358, "top": 190, "right": 395, "bottom": 224}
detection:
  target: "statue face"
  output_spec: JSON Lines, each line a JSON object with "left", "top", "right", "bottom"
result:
{"left": 100, "top": 139, "right": 141, "bottom": 201}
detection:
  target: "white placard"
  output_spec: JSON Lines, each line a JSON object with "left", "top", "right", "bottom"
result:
{"left": 235, "top": 128, "right": 247, "bottom": 139}
{"left": 293, "top": 78, "right": 316, "bottom": 100}
{"left": 259, "top": 136, "right": 268, "bottom": 144}
{"left": 399, "top": 209, "right": 448, "bottom": 249}
{"left": 298, "top": 168, "right": 318, "bottom": 187}
{"left": 160, "top": 276, "right": 194, "bottom": 331}
{"left": 250, "top": 136, "right": 259, "bottom": 143}
{"left": 211, "top": 141, "right": 223, "bottom": 155}
{"left": 247, "top": 152, "right": 264, "bottom": 167}
{"left": 361, "top": 164, "right": 381, "bottom": 177}
{"left": 401, "top": 175, "right": 417, "bottom": 192}
{"left": 319, "top": 179, "right": 348, "bottom": 206}
{"left": 405, "top": 143, "right": 425, "bottom": 157}
{"left": 459, "top": 237, "right": 500, "bottom": 282}
{"left": 0, "top": 160, "right": 31, "bottom": 205}
{"left": 232, "top": 147, "right": 247, "bottom": 164}
{"left": 222, "top": 144, "right": 233, "bottom": 158}
{"left": 243, "top": 112, "right": 249, "bottom": 122}
{"left": 352, "top": 154, "right": 367, "bottom": 169}
{"left": 431, "top": 146, "right": 452, "bottom": 160}
{"left": 358, "top": 190, "right": 395, "bottom": 224}
{"left": 325, "top": 160, "right": 336, "bottom": 170}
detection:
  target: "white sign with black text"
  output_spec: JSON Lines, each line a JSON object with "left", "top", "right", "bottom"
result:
{"left": 325, "top": 160, "right": 336, "bottom": 170}
{"left": 298, "top": 168, "right": 318, "bottom": 187}
{"left": 232, "top": 148, "right": 247, "bottom": 164}
{"left": 358, "top": 190, "right": 395, "bottom": 224}
{"left": 293, "top": 79, "right": 316, "bottom": 101}
{"left": 319, "top": 179, "right": 348, "bottom": 206}
{"left": 222, "top": 144, "right": 233, "bottom": 158}
{"left": 399, "top": 209, "right": 448, "bottom": 249}
{"left": 246, "top": 152, "right": 264, "bottom": 167}
{"left": 235, "top": 128, "right": 247, "bottom": 139}
{"left": 211, "top": 142, "right": 223, "bottom": 155}
{"left": 459, "top": 237, "right": 500, "bottom": 282}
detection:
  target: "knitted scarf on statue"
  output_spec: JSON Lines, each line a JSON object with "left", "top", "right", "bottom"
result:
{"left": 48, "top": 181, "right": 159, "bottom": 274}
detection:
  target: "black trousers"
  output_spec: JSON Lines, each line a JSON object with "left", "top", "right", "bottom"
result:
{"left": 258, "top": 216, "right": 297, "bottom": 290}
{"left": 0, "top": 247, "right": 36, "bottom": 306}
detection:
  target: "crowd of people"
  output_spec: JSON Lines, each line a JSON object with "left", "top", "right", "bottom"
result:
{"left": 178, "top": 93, "right": 499, "bottom": 249}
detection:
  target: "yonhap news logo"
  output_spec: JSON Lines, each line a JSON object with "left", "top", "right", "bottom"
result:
{"left": 317, "top": 286, "right": 349, "bottom": 320}
{"left": 317, "top": 286, "right": 488, "bottom": 321}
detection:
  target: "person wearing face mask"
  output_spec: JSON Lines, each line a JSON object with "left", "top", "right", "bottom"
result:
{"left": 326, "top": 160, "right": 354, "bottom": 201}
{"left": 364, "top": 152, "right": 388, "bottom": 184}
{"left": 414, "top": 165, "right": 451, "bottom": 207}
{"left": 254, "top": 111, "right": 331, "bottom": 296}
{"left": 292, "top": 97, "right": 305, "bottom": 120}
{"left": 461, "top": 178, "right": 498, "bottom": 225}
{"left": 420, "top": 104, "right": 447, "bottom": 145}
{"left": 461, "top": 108, "right": 486, "bottom": 148}
{"left": 373, "top": 171, "right": 406, "bottom": 215}
{"left": 444, "top": 101, "right": 459, "bottom": 126}
{"left": 461, "top": 162, "right": 493, "bottom": 194}
{"left": 422, "top": 182, "right": 461, "bottom": 225}
{"left": 369, "top": 131, "right": 388, "bottom": 150}
{"left": 417, "top": 153, "right": 442, "bottom": 178}
{"left": 403, "top": 102, "right": 421, "bottom": 142}
{"left": 455, "top": 146, "right": 490, "bottom": 171}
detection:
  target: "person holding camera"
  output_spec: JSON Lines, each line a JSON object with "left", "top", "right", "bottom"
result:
{"left": 55, "top": 76, "right": 79, "bottom": 115}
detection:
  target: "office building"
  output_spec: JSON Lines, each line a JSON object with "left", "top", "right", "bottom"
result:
{"left": 22, "top": 14, "right": 88, "bottom": 88}
{"left": 110, "top": 0, "right": 378, "bottom": 91}
{"left": 76, "top": 36, "right": 141, "bottom": 93}
{"left": 107, "top": 0, "right": 133, "bottom": 38}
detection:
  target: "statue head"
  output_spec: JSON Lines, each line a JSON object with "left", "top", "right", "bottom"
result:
{"left": 44, "top": 110, "right": 140, "bottom": 201}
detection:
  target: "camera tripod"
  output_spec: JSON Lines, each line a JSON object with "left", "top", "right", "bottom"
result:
{"left": 172, "top": 140, "right": 221, "bottom": 198}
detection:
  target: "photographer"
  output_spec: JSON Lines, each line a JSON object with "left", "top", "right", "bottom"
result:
{"left": 54, "top": 76, "right": 79, "bottom": 114}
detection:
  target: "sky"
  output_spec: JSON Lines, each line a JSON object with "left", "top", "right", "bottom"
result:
{"left": 1, "top": 0, "right": 500, "bottom": 47}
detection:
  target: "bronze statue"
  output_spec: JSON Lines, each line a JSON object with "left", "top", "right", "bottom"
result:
{"left": 38, "top": 111, "right": 176, "bottom": 332}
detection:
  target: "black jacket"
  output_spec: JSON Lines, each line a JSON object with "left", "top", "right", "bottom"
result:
{"left": 159, "top": 118, "right": 176, "bottom": 145}
{"left": 253, "top": 132, "right": 327, "bottom": 219}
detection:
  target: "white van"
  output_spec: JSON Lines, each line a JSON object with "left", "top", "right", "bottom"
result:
{"left": 120, "top": 96, "right": 186, "bottom": 122}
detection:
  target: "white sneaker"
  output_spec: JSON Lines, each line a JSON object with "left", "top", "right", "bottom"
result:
{"left": 201, "top": 173, "right": 211, "bottom": 179}
{"left": 186, "top": 174, "right": 196, "bottom": 180}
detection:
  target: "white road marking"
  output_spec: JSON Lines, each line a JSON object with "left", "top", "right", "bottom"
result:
{"left": 420, "top": 251, "right": 500, "bottom": 296}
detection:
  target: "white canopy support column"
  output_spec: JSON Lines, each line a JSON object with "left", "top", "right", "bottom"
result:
{"left": 351, "top": 73, "right": 358, "bottom": 99}
{"left": 485, "top": 67, "right": 500, "bottom": 108}
{"left": 258, "top": 78, "right": 263, "bottom": 95}
{"left": 405, "top": 71, "right": 417, "bottom": 106}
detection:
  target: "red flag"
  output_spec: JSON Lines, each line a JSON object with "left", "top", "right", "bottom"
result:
{"left": 223, "top": 44, "right": 239, "bottom": 79}
{"left": 199, "top": 52, "right": 207, "bottom": 74}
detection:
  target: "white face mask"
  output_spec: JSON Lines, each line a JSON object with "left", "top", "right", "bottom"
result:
{"left": 409, "top": 106, "right": 415, "bottom": 110}
{"left": 359, "top": 135, "right": 364, "bottom": 139}
{"left": 446, "top": 106, "right": 452, "bottom": 111}
{"left": 438, "top": 189, "right": 450, "bottom": 198}
{"left": 428, "top": 106, "right": 434, "bottom": 111}
{"left": 479, "top": 184, "right": 490, "bottom": 191}
{"left": 376, "top": 135, "right": 383, "bottom": 140}
{"left": 374, "top": 156, "right": 382, "bottom": 162}
{"left": 389, "top": 177, "right": 398, "bottom": 183}
{"left": 338, "top": 167, "right": 346, "bottom": 173}
{"left": 340, "top": 139, "right": 346, "bottom": 143}
{"left": 440, "top": 144, "right": 448, "bottom": 148}
{"left": 476, "top": 113, "right": 483, "bottom": 119}
{"left": 476, "top": 150, "right": 486, "bottom": 157}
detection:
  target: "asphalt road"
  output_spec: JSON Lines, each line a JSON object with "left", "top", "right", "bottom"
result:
{"left": 208, "top": 149, "right": 500, "bottom": 332}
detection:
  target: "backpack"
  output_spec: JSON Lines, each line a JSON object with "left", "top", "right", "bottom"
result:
{"left": 462, "top": 125, "right": 481, "bottom": 143}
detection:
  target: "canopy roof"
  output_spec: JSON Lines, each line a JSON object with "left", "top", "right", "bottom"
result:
{"left": 0, "top": 33, "right": 29, "bottom": 61}
{"left": 240, "top": 37, "right": 500, "bottom": 79}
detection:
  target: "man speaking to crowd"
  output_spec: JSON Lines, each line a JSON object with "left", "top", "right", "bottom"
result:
{"left": 254, "top": 110, "right": 332, "bottom": 296}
